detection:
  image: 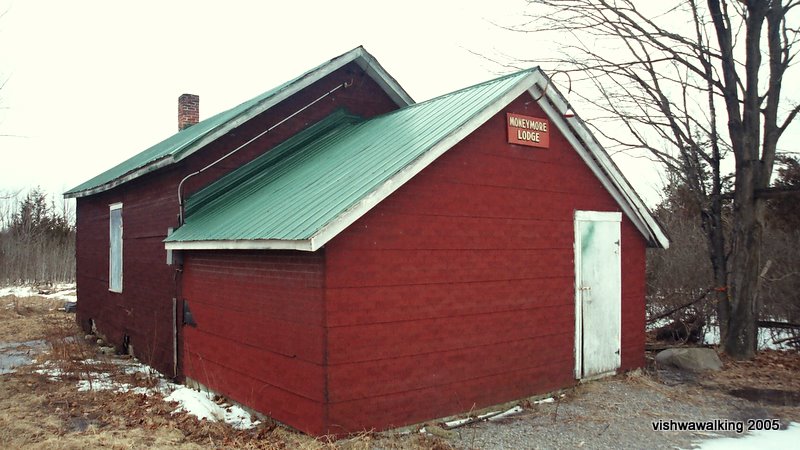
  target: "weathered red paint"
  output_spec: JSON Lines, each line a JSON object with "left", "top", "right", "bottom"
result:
{"left": 75, "top": 63, "right": 400, "bottom": 376}
{"left": 174, "top": 92, "right": 647, "bottom": 435}
{"left": 77, "top": 76, "right": 648, "bottom": 435}
{"left": 321, "top": 93, "right": 647, "bottom": 433}
{"left": 181, "top": 251, "right": 327, "bottom": 434}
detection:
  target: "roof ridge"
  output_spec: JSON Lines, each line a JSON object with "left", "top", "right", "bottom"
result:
{"left": 386, "top": 67, "right": 537, "bottom": 115}
{"left": 165, "top": 66, "right": 545, "bottom": 246}
{"left": 178, "top": 47, "right": 364, "bottom": 141}
{"left": 64, "top": 46, "right": 412, "bottom": 198}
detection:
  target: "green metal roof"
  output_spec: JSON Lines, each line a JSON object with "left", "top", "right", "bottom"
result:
{"left": 165, "top": 69, "right": 537, "bottom": 247}
{"left": 64, "top": 46, "right": 413, "bottom": 198}
{"left": 65, "top": 89, "right": 285, "bottom": 197}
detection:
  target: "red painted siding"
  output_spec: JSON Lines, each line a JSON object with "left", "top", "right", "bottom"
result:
{"left": 75, "top": 63, "right": 400, "bottom": 375}
{"left": 76, "top": 73, "right": 650, "bottom": 436}
{"left": 323, "top": 93, "right": 648, "bottom": 433}
{"left": 181, "top": 251, "right": 326, "bottom": 435}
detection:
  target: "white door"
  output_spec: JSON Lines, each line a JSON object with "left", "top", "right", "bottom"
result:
{"left": 574, "top": 211, "right": 622, "bottom": 379}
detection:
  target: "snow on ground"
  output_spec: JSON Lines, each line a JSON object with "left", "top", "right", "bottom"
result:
{"left": 166, "top": 386, "right": 260, "bottom": 430}
{"left": 33, "top": 356, "right": 260, "bottom": 430}
{"left": 646, "top": 314, "right": 795, "bottom": 350}
{"left": 646, "top": 317, "right": 673, "bottom": 330}
{"left": 0, "top": 283, "right": 77, "bottom": 303}
{"left": 2, "top": 284, "right": 259, "bottom": 430}
{"left": 704, "top": 325, "right": 794, "bottom": 350}
{"left": 692, "top": 422, "right": 800, "bottom": 449}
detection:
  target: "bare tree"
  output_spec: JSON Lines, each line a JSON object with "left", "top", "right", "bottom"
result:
{"left": 505, "top": 0, "right": 800, "bottom": 358}
{"left": 0, "top": 188, "right": 76, "bottom": 284}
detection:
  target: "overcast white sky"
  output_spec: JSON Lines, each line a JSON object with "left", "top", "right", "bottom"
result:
{"left": 0, "top": 0, "right": 709, "bottom": 205}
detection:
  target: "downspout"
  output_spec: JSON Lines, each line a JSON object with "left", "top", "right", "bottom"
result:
{"left": 171, "top": 79, "right": 350, "bottom": 380}
{"left": 172, "top": 296, "right": 178, "bottom": 378}
{"left": 176, "top": 80, "right": 352, "bottom": 225}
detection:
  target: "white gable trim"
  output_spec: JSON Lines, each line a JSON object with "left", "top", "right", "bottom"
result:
{"left": 526, "top": 71, "right": 669, "bottom": 249}
{"left": 306, "top": 69, "right": 667, "bottom": 251}
{"left": 166, "top": 68, "right": 668, "bottom": 252}
{"left": 307, "top": 73, "right": 542, "bottom": 251}
{"left": 352, "top": 47, "right": 415, "bottom": 108}
{"left": 66, "top": 47, "right": 413, "bottom": 199}
{"left": 64, "top": 158, "right": 174, "bottom": 199}
{"left": 171, "top": 47, "right": 412, "bottom": 167}
{"left": 165, "top": 73, "right": 539, "bottom": 253}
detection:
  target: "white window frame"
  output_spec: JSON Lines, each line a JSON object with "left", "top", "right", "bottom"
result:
{"left": 109, "top": 202, "right": 123, "bottom": 293}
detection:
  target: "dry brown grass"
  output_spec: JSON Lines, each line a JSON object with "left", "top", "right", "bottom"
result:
{"left": 0, "top": 292, "right": 452, "bottom": 449}
{"left": 704, "top": 349, "right": 800, "bottom": 392}
{"left": 0, "top": 367, "right": 451, "bottom": 450}
{"left": 0, "top": 294, "right": 72, "bottom": 342}
{"left": 0, "top": 379, "right": 204, "bottom": 449}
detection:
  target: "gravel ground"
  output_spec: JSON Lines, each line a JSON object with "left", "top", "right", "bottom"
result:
{"left": 4, "top": 288, "right": 798, "bottom": 449}
{"left": 445, "top": 369, "right": 792, "bottom": 450}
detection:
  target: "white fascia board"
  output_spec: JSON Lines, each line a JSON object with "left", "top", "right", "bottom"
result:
{"left": 64, "top": 157, "right": 175, "bottom": 199}
{"left": 307, "top": 73, "right": 540, "bottom": 252}
{"left": 529, "top": 70, "right": 669, "bottom": 249}
{"left": 565, "top": 114, "right": 669, "bottom": 249}
{"left": 172, "top": 54, "right": 361, "bottom": 164}
{"left": 67, "top": 47, "right": 411, "bottom": 200}
{"left": 164, "top": 239, "right": 313, "bottom": 251}
{"left": 67, "top": 65, "right": 339, "bottom": 200}
{"left": 353, "top": 47, "right": 415, "bottom": 107}
{"left": 536, "top": 91, "right": 652, "bottom": 246}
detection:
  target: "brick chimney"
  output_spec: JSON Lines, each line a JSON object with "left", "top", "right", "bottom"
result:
{"left": 178, "top": 94, "right": 199, "bottom": 131}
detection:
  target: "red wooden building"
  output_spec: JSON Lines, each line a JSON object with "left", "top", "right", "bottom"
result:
{"left": 66, "top": 47, "right": 668, "bottom": 435}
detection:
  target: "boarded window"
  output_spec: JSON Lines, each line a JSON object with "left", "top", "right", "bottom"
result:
{"left": 109, "top": 203, "right": 123, "bottom": 292}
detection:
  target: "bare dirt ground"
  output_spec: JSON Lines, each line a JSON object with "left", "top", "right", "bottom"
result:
{"left": 0, "top": 292, "right": 448, "bottom": 449}
{"left": 449, "top": 358, "right": 800, "bottom": 449}
{"left": 2, "top": 291, "right": 798, "bottom": 449}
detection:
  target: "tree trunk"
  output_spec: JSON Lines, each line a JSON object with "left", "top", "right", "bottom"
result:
{"left": 703, "top": 198, "right": 729, "bottom": 343}
{"left": 724, "top": 166, "right": 764, "bottom": 359}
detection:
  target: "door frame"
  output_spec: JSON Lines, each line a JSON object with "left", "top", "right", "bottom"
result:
{"left": 573, "top": 210, "right": 622, "bottom": 379}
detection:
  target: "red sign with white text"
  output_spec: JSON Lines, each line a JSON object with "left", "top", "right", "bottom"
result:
{"left": 507, "top": 113, "right": 549, "bottom": 148}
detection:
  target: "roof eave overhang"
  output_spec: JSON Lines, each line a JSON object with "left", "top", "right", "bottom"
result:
{"left": 302, "top": 69, "right": 669, "bottom": 251}
{"left": 305, "top": 72, "right": 545, "bottom": 252}
{"left": 66, "top": 47, "right": 414, "bottom": 200}
{"left": 164, "top": 239, "right": 314, "bottom": 251}
{"left": 352, "top": 47, "right": 415, "bottom": 107}
{"left": 163, "top": 67, "right": 669, "bottom": 253}
{"left": 163, "top": 73, "right": 539, "bottom": 253}
{"left": 526, "top": 70, "right": 670, "bottom": 249}
{"left": 64, "top": 156, "right": 175, "bottom": 199}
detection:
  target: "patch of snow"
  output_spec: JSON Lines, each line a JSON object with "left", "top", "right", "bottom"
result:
{"left": 30, "top": 345, "right": 261, "bottom": 430}
{"left": 0, "top": 340, "right": 47, "bottom": 374}
{"left": 693, "top": 422, "right": 800, "bottom": 449}
{"left": 646, "top": 317, "right": 672, "bottom": 330}
{"left": 0, "top": 283, "right": 77, "bottom": 302}
{"left": 0, "top": 286, "right": 38, "bottom": 298}
{"left": 46, "top": 290, "right": 78, "bottom": 303}
{"left": 76, "top": 373, "right": 115, "bottom": 392}
{"left": 34, "top": 367, "right": 67, "bottom": 381}
{"left": 121, "top": 362, "right": 158, "bottom": 375}
{"left": 704, "top": 325, "right": 795, "bottom": 350}
{"left": 165, "top": 386, "right": 259, "bottom": 430}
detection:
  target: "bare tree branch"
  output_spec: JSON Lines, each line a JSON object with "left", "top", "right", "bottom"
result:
{"left": 501, "top": 0, "right": 800, "bottom": 359}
